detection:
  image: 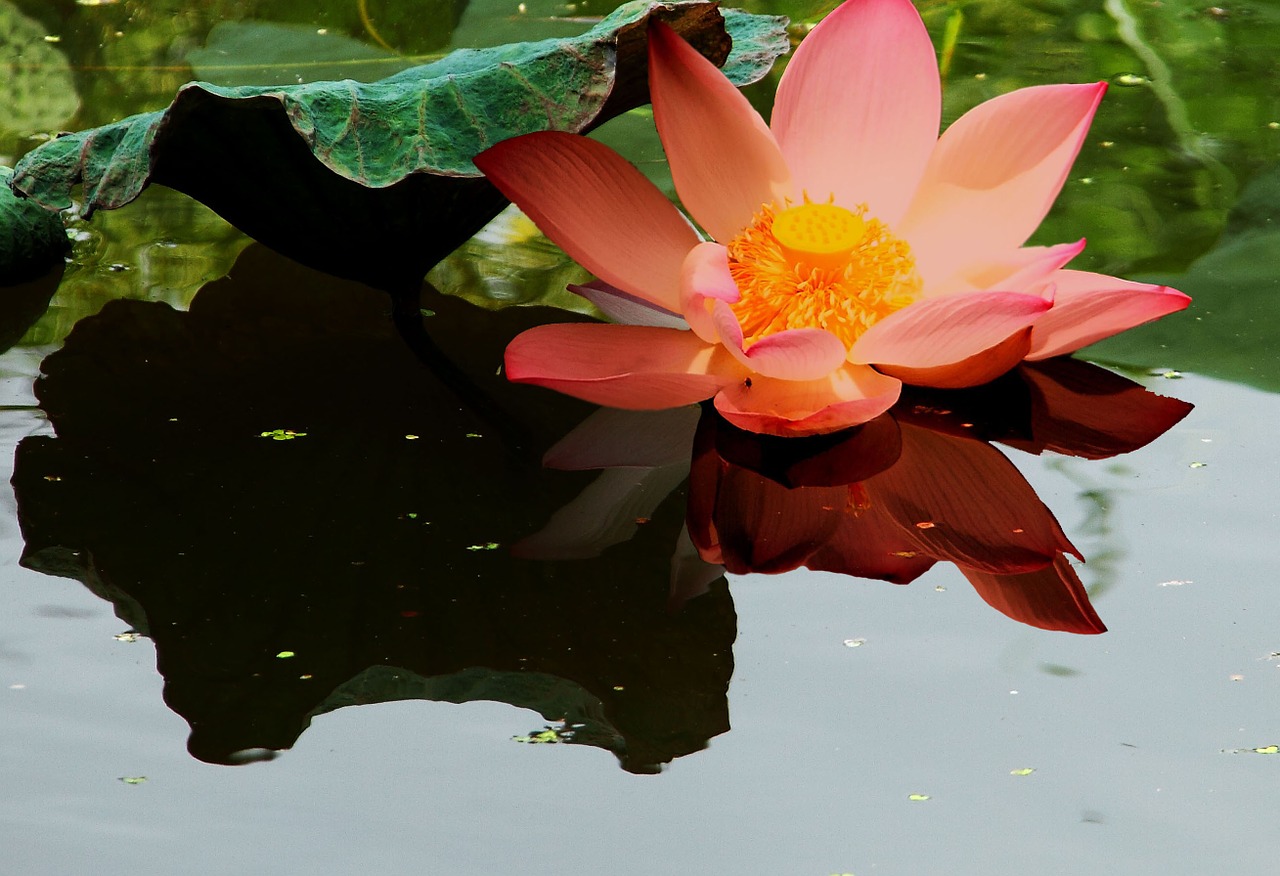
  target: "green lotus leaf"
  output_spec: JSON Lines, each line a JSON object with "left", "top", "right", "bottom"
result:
{"left": 10, "top": 1, "right": 789, "bottom": 294}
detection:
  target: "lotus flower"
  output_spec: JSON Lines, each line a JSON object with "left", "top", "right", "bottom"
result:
{"left": 475, "top": 0, "right": 1190, "bottom": 437}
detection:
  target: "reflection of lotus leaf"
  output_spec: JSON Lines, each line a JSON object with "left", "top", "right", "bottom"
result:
{"left": 0, "top": 1, "right": 80, "bottom": 136}
{"left": 12, "top": 244, "right": 735, "bottom": 775}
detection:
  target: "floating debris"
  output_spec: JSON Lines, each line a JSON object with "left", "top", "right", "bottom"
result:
{"left": 1010, "top": 768, "right": 1036, "bottom": 776}
{"left": 842, "top": 638, "right": 866, "bottom": 648}
{"left": 466, "top": 542, "right": 501, "bottom": 552}
{"left": 1157, "top": 579, "right": 1192, "bottom": 587}
{"left": 259, "top": 429, "right": 306, "bottom": 441}
{"left": 275, "top": 650, "right": 296, "bottom": 659}
{"left": 113, "top": 631, "right": 140, "bottom": 643}
{"left": 118, "top": 776, "right": 147, "bottom": 785}
{"left": 1188, "top": 461, "right": 1207, "bottom": 469}
{"left": 1222, "top": 745, "right": 1279, "bottom": 755}
{"left": 907, "top": 793, "right": 931, "bottom": 802}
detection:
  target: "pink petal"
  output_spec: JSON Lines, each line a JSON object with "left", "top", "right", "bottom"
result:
{"left": 505, "top": 323, "right": 741, "bottom": 409}
{"left": 570, "top": 281, "right": 688, "bottom": 329}
{"left": 962, "top": 554, "right": 1107, "bottom": 634}
{"left": 772, "top": 0, "right": 940, "bottom": 225}
{"left": 901, "top": 83, "right": 1107, "bottom": 285}
{"left": 649, "top": 21, "right": 791, "bottom": 241}
{"left": 713, "top": 363, "right": 901, "bottom": 437}
{"left": 711, "top": 300, "right": 848, "bottom": 381}
{"left": 877, "top": 328, "right": 1033, "bottom": 390}
{"left": 931, "top": 240, "right": 1086, "bottom": 298}
{"left": 475, "top": 132, "right": 697, "bottom": 312}
{"left": 850, "top": 291, "right": 1050, "bottom": 368}
{"left": 680, "top": 242, "right": 740, "bottom": 343}
{"left": 1026, "top": 270, "right": 1191, "bottom": 359}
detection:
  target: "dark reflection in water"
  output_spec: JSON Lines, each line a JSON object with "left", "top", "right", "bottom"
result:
{"left": 10, "top": 244, "right": 1191, "bottom": 772}
{"left": 11, "top": 244, "right": 734, "bottom": 775}
{"left": 684, "top": 362, "right": 1192, "bottom": 633}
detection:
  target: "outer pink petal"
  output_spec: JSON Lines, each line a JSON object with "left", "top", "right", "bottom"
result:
{"left": 1026, "top": 270, "right": 1191, "bottom": 359}
{"left": 680, "top": 241, "right": 740, "bottom": 343}
{"left": 930, "top": 240, "right": 1085, "bottom": 298}
{"left": 850, "top": 291, "right": 1051, "bottom": 368}
{"left": 710, "top": 299, "right": 847, "bottom": 381}
{"left": 649, "top": 21, "right": 791, "bottom": 241}
{"left": 901, "top": 83, "right": 1107, "bottom": 285}
{"left": 475, "top": 132, "right": 697, "bottom": 312}
{"left": 505, "top": 323, "right": 742, "bottom": 409}
{"left": 713, "top": 363, "right": 901, "bottom": 437}
{"left": 569, "top": 281, "right": 688, "bottom": 329}
{"left": 772, "top": 0, "right": 940, "bottom": 225}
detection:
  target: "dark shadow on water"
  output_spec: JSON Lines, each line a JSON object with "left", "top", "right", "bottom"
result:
{"left": 11, "top": 243, "right": 735, "bottom": 775}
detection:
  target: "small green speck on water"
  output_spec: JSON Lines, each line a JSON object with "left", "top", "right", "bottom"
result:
{"left": 259, "top": 429, "right": 306, "bottom": 441}
{"left": 1189, "top": 461, "right": 1208, "bottom": 468}
{"left": 466, "top": 542, "right": 500, "bottom": 551}
{"left": 276, "top": 650, "right": 295, "bottom": 659}
{"left": 119, "top": 776, "right": 147, "bottom": 785}
{"left": 513, "top": 728, "right": 562, "bottom": 744}
{"left": 465, "top": 432, "right": 482, "bottom": 438}
{"left": 1011, "top": 768, "right": 1036, "bottom": 776}
{"left": 1255, "top": 745, "right": 1279, "bottom": 754}
{"left": 908, "top": 794, "right": 931, "bottom": 801}
{"left": 405, "top": 513, "right": 418, "bottom": 519}
{"left": 420, "top": 309, "right": 436, "bottom": 317}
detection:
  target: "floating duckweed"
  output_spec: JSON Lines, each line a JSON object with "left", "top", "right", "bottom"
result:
{"left": 276, "top": 650, "right": 296, "bottom": 659}
{"left": 908, "top": 794, "right": 931, "bottom": 802}
{"left": 1010, "top": 768, "right": 1036, "bottom": 776}
{"left": 259, "top": 429, "right": 306, "bottom": 441}
{"left": 466, "top": 542, "right": 501, "bottom": 551}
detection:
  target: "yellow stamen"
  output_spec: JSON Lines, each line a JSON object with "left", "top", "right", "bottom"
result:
{"left": 726, "top": 200, "right": 921, "bottom": 350}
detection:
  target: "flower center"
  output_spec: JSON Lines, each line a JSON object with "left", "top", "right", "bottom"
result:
{"left": 726, "top": 200, "right": 921, "bottom": 350}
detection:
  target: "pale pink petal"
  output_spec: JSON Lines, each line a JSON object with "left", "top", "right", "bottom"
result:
{"left": 877, "top": 328, "right": 1032, "bottom": 390}
{"left": 772, "top": 0, "right": 940, "bottom": 225}
{"left": 850, "top": 291, "right": 1050, "bottom": 368}
{"left": 475, "top": 132, "right": 697, "bottom": 311}
{"left": 570, "top": 281, "right": 688, "bottom": 329}
{"left": 543, "top": 406, "right": 701, "bottom": 470}
{"left": 505, "top": 323, "right": 742, "bottom": 409}
{"left": 929, "top": 240, "right": 1085, "bottom": 298}
{"left": 962, "top": 554, "right": 1107, "bottom": 634}
{"left": 713, "top": 363, "right": 901, "bottom": 437}
{"left": 710, "top": 299, "right": 847, "bottom": 381}
{"left": 1026, "top": 270, "right": 1191, "bottom": 359}
{"left": 901, "top": 83, "right": 1107, "bottom": 285}
{"left": 680, "top": 242, "right": 740, "bottom": 343}
{"left": 649, "top": 21, "right": 791, "bottom": 241}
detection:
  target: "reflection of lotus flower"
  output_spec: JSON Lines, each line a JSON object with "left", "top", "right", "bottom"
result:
{"left": 690, "top": 361, "right": 1192, "bottom": 633}
{"left": 522, "top": 360, "right": 1190, "bottom": 633}
{"left": 476, "top": 0, "right": 1190, "bottom": 437}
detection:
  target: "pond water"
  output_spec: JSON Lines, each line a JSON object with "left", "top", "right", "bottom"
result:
{"left": 3, "top": 0, "right": 1280, "bottom": 874}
